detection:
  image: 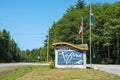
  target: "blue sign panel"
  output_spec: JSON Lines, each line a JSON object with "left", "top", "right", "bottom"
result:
{"left": 57, "top": 48, "right": 84, "bottom": 65}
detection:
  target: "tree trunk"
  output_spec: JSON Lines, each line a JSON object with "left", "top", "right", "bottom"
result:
{"left": 117, "top": 35, "right": 119, "bottom": 64}
{"left": 108, "top": 46, "right": 110, "bottom": 58}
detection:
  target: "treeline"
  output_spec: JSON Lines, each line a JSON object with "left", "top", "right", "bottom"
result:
{"left": 46, "top": 0, "right": 120, "bottom": 64}
{"left": 0, "top": 29, "right": 49, "bottom": 63}
{"left": 0, "top": 29, "right": 21, "bottom": 62}
{"left": 21, "top": 47, "right": 47, "bottom": 62}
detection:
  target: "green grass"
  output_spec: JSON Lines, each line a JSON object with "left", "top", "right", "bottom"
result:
{"left": 0, "top": 66, "right": 38, "bottom": 80}
{"left": 18, "top": 66, "right": 120, "bottom": 80}
{"left": 0, "top": 66, "right": 120, "bottom": 80}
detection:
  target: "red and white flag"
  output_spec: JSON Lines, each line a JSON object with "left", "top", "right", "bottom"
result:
{"left": 78, "top": 22, "right": 83, "bottom": 36}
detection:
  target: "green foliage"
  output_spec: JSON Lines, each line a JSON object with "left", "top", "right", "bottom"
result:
{"left": 75, "top": 0, "right": 85, "bottom": 9}
{"left": 49, "top": 60, "right": 55, "bottom": 69}
{"left": 102, "top": 58, "right": 113, "bottom": 64}
{"left": 23, "top": 48, "right": 42, "bottom": 62}
{"left": 106, "top": 58, "right": 113, "bottom": 64}
{"left": 44, "top": 1, "right": 120, "bottom": 64}
{"left": 0, "top": 29, "right": 21, "bottom": 62}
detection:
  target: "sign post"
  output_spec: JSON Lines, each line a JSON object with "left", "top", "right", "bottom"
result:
{"left": 93, "top": 53, "right": 96, "bottom": 64}
{"left": 37, "top": 55, "right": 40, "bottom": 62}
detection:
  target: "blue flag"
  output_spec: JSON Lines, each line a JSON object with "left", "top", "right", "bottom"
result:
{"left": 90, "top": 8, "right": 94, "bottom": 26}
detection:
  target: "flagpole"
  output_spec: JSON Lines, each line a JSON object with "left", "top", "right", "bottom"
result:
{"left": 90, "top": 4, "right": 92, "bottom": 68}
{"left": 82, "top": 17, "right": 83, "bottom": 44}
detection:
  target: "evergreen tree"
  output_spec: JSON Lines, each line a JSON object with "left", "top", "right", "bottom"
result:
{"left": 45, "top": 2, "right": 120, "bottom": 64}
{"left": 75, "top": 0, "right": 85, "bottom": 9}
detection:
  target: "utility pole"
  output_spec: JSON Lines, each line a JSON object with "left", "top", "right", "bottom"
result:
{"left": 47, "top": 27, "right": 50, "bottom": 63}
{"left": 82, "top": 17, "right": 83, "bottom": 44}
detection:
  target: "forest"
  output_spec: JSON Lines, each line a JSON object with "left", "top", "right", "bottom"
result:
{"left": 0, "top": 0, "right": 120, "bottom": 64}
{"left": 0, "top": 29, "right": 21, "bottom": 62}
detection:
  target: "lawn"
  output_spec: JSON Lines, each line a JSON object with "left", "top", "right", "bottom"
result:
{"left": 17, "top": 66, "right": 120, "bottom": 80}
{"left": 0, "top": 66, "right": 38, "bottom": 80}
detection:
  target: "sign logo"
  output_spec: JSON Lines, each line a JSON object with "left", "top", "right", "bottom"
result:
{"left": 58, "top": 50, "right": 83, "bottom": 65}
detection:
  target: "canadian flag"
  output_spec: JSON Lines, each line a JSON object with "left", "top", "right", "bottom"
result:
{"left": 78, "top": 22, "right": 83, "bottom": 36}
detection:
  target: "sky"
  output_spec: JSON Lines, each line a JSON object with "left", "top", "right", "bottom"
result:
{"left": 0, "top": 0, "right": 119, "bottom": 50}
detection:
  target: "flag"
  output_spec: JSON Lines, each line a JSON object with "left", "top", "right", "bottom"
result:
{"left": 90, "top": 8, "right": 94, "bottom": 26}
{"left": 78, "top": 22, "right": 83, "bottom": 36}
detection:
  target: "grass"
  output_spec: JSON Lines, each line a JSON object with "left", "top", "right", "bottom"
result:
{"left": 17, "top": 66, "right": 120, "bottom": 80}
{"left": 0, "top": 66, "right": 38, "bottom": 80}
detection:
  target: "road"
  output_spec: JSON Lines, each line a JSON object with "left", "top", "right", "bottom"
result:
{"left": 89, "top": 64, "right": 120, "bottom": 76}
{"left": 0, "top": 63, "right": 49, "bottom": 67}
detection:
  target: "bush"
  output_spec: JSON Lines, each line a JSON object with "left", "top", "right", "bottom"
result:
{"left": 102, "top": 58, "right": 113, "bottom": 64}
{"left": 49, "top": 60, "right": 55, "bottom": 69}
{"left": 106, "top": 58, "right": 113, "bottom": 64}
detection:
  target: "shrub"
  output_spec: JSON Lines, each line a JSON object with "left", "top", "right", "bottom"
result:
{"left": 49, "top": 60, "right": 55, "bottom": 69}
{"left": 106, "top": 58, "right": 113, "bottom": 64}
{"left": 102, "top": 58, "right": 113, "bottom": 64}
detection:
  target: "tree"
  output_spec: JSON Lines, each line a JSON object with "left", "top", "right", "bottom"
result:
{"left": 0, "top": 29, "right": 11, "bottom": 62}
{"left": 0, "top": 29, "right": 21, "bottom": 62}
{"left": 75, "top": 0, "right": 85, "bottom": 9}
{"left": 9, "top": 39, "right": 21, "bottom": 62}
{"left": 45, "top": 2, "right": 120, "bottom": 64}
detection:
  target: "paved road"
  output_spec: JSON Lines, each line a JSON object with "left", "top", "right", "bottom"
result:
{"left": 89, "top": 64, "right": 120, "bottom": 76}
{"left": 0, "top": 63, "right": 49, "bottom": 67}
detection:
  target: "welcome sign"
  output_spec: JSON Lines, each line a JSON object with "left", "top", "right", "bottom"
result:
{"left": 58, "top": 50, "right": 84, "bottom": 65}
{"left": 53, "top": 42, "right": 88, "bottom": 68}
